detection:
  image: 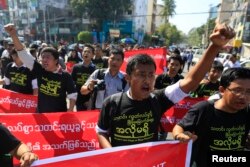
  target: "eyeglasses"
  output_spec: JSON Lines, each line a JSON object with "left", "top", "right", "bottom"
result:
{"left": 226, "top": 88, "right": 250, "bottom": 96}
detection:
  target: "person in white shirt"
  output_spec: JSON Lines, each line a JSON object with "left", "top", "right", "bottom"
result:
{"left": 223, "top": 53, "right": 241, "bottom": 71}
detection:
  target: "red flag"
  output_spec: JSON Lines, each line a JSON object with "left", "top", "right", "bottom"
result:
{"left": 66, "top": 62, "right": 75, "bottom": 73}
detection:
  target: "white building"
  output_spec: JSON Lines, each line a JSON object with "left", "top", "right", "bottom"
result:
{"left": 132, "top": 0, "right": 157, "bottom": 43}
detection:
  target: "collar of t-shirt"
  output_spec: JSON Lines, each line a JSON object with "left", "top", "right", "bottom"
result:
{"left": 11, "top": 62, "right": 27, "bottom": 68}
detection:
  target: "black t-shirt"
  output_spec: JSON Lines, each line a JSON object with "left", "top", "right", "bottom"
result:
{"left": 5, "top": 62, "right": 36, "bottom": 94}
{"left": 0, "top": 124, "right": 20, "bottom": 155}
{"left": 190, "top": 81, "right": 219, "bottom": 98}
{"left": 155, "top": 73, "right": 184, "bottom": 89}
{"left": 92, "top": 58, "right": 108, "bottom": 69}
{"left": 33, "top": 61, "right": 76, "bottom": 113}
{"left": 71, "top": 63, "right": 96, "bottom": 105}
{"left": 67, "top": 56, "right": 82, "bottom": 64}
{"left": 178, "top": 101, "right": 250, "bottom": 167}
{"left": 98, "top": 89, "right": 174, "bottom": 146}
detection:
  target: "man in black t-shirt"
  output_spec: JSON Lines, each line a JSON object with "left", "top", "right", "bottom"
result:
{"left": 71, "top": 44, "right": 96, "bottom": 111}
{"left": 173, "top": 68, "right": 250, "bottom": 167}
{"left": 155, "top": 55, "right": 184, "bottom": 89}
{"left": 0, "top": 50, "right": 38, "bottom": 95}
{"left": 92, "top": 44, "right": 108, "bottom": 69}
{"left": 95, "top": 23, "right": 236, "bottom": 148}
{"left": 0, "top": 124, "right": 38, "bottom": 167}
{"left": 5, "top": 24, "right": 77, "bottom": 113}
{"left": 190, "top": 60, "right": 224, "bottom": 98}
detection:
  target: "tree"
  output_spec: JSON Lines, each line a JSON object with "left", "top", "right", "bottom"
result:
{"left": 187, "top": 28, "right": 202, "bottom": 47}
{"left": 70, "top": 0, "right": 133, "bottom": 30}
{"left": 78, "top": 31, "right": 93, "bottom": 43}
{"left": 161, "top": 0, "right": 176, "bottom": 22}
{"left": 157, "top": 23, "right": 183, "bottom": 46}
{"left": 187, "top": 18, "right": 216, "bottom": 47}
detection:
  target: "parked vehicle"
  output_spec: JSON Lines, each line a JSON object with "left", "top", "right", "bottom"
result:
{"left": 67, "top": 43, "right": 84, "bottom": 51}
{"left": 240, "top": 60, "right": 250, "bottom": 69}
{"left": 218, "top": 53, "right": 232, "bottom": 64}
{"left": 192, "top": 49, "right": 204, "bottom": 65}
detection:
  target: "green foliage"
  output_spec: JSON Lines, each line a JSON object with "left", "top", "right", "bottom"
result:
{"left": 188, "top": 28, "right": 202, "bottom": 46}
{"left": 144, "top": 33, "right": 151, "bottom": 42}
{"left": 77, "top": 31, "right": 93, "bottom": 43}
{"left": 187, "top": 18, "right": 216, "bottom": 47}
{"left": 157, "top": 23, "right": 183, "bottom": 46}
{"left": 70, "top": 0, "right": 133, "bottom": 30}
{"left": 161, "top": 0, "right": 176, "bottom": 21}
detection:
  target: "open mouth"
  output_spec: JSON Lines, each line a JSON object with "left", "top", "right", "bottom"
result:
{"left": 141, "top": 85, "right": 150, "bottom": 92}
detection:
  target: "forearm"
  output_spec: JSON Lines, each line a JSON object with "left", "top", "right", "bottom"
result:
{"left": 0, "top": 79, "right": 5, "bottom": 85}
{"left": 11, "top": 143, "right": 31, "bottom": 159}
{"left": 172, "top": 124, "right": 185, "bottom": 140}
{"left": 68, "top": 99, "right": 76, "bottom": 111}
{"left": 180, "top": 44, "right": 221, "bottom": 93}
{"left": 17, "top": 50, "right": 35, "bottom": 70}
{"left": 97, "top": 132, "right": 112, "bottom": 148}
{"left": 9, "top": 32, "right": 24, "bottom": 51}
{"left": 33, "top": 88, "right": 38, "bottom": 96}
{"left": 80, "top": 85, "right": 92, "bottom": 95}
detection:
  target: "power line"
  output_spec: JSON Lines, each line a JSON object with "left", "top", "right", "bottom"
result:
{"left": 130, "top": 10, "right": 244, "bottom": 17}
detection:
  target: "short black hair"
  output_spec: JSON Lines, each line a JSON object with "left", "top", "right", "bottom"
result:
{"left": 173, "top": 48, "right": 180, "bottom": 55}
{"left": 168, "top": 55, "right": 184, "bottom": 65}
{"left": 109, "top": 48, "right": 124, "bottom": 60}
{"left": 84, "top": 43, "right": 95, "bottom": 54}
{"left": 211, "top": 60, "right": 224, "bottom": 72}
{"left": 220, "top": 68, "right": 250, "bottom": 88}
{"left": 41, "top": 47, "right": 59, "bottom": 60}
{"left": 126, "top": 54, "right": 156, "bottom": 75}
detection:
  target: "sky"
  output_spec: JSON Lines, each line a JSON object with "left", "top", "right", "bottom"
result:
{"left": 158, "top": 0, "right": 220, "bottom": 34}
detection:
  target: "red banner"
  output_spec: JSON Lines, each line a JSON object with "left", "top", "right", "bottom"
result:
{"left": 0, "top": 111, "right": 100, "bottom": 166}
{"left": 0, "top": 88, "right": 37, "bottom": 113}
{"left": 161, "top": 97, "right": 207, "bottom": 132}
{"left": 32, "top": 141, "right": 192, "bottom": 167}
{"left": 66, "top": 62, "right": 75, "bottom": 73}
{"left": 121, "top": 48, "right": 167, "bottom": 75}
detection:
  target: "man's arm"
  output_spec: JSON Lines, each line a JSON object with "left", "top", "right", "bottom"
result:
{"left": 81, "top": 71, "right": 98, "bottom": 95}
{"left": 4, "top": 24, "right": 35, "bottom": 70}
{"left": 68, "top": 98, "right": 76, "bottom": 112}
{"left": 97, "top": 132, "right": 112, "bottom": 148}
{"left": 172, "top": 125, "right": 197, "bottom": 143}
{"left": 10, "top": 143, "right": 38, "bottom": 167}
{"left": 179, "top": 24, "right": 235, "bottom": 93}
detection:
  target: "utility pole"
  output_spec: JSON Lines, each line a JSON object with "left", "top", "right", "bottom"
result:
{"left": 43, "top": 7, "right": 47, "bottom": 43}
